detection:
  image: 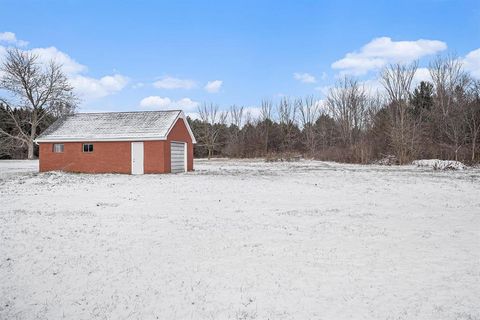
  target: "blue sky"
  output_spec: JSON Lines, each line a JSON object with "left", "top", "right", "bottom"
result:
{"left": 1, "top": 0, "right": 479, "bottom": 115}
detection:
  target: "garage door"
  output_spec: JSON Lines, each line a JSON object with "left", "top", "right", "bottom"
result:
{"left": 170, "top": 142, "right": 186, "bottom": 173}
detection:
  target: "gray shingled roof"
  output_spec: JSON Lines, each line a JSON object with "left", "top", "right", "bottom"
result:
{"left": 35, "top": 110, "right": 189, "bottom": 142}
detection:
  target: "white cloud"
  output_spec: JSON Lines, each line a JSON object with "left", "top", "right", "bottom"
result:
{"left": 0, "top": 32, "right": 16, "bottom": 42}
{"left": 0, "top": 41, "right": 129, "bottom": 101}
{"left": 413, "top": 67, "right": 432, "bottom": 84}
{"left": 332, "top": 37, "right": 447, "bottom": 75}
{"left": 140, "top": 96, "right": 171, "bottom": 108}
{"left": 70, "top": 74, "right": 129, "bottom": 99}
{"left": 172, "top": 98, "right": 199, "bottom": 110}
{"left": 30, "top": 47, "right": 86, "bottom": 74}
{"left": 294, "top": 72, "right": 316, "bottom": 83}
{"left": 0, "top": 31, "right": 28, "bottom": 47}
{"left": 463, "top": 48, "right": 480, "bottom": 79}
{"left": 153, "top": 76, "right": 196, "bottom": 90}
{"left": 204, "top": 80, "right": 223, "bottom": 93}
{"left": 140, "top": 96, "right": 199, "bottom": 110}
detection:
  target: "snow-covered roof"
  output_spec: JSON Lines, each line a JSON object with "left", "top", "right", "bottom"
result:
{"left": 35, "top": 110, "right": 196, "bottom": 143}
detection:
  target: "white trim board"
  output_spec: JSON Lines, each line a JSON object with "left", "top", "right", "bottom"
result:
{"left": 35, "top": 136, "right": 167, "bottom": 143}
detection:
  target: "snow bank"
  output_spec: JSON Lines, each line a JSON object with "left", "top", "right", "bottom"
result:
{"left": 412, "top": 159, "right": 467, "bottom": 170}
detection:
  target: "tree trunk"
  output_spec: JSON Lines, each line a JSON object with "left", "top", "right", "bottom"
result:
{"left": 27, "top": 140, "right": 34, "bottom": 159}
{"left": 28, "top": 120, "right": 37, "bottom": 160}
{"left": 264, "top": 127, "right": 269, "bottom": 155}
{"left": 472, "top": 137, "right": 476, "bottom": 162}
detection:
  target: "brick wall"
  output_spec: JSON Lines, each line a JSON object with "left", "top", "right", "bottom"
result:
{"left": 39, "top": 141, "right": 132, "bottom": 173}
{"left": 144, "top": 141, "right": 166, "bottom": 173}
{"left": 38, "top": 118, "right": 195, "bottom": 174}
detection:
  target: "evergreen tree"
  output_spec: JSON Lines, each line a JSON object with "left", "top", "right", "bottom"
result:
{"left": 410, "top": 81, "right": 434, "bottom": 119}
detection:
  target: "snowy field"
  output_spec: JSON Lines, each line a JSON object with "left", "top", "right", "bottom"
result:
{"left": 1, "top": 159, "right": 479, "bottom": 320}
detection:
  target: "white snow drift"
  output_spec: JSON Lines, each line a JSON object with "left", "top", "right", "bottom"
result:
{"left": 412, "top": 159, "right": 467, "bottom": 170}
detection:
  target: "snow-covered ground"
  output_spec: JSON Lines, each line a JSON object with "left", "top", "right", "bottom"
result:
{"left": 1, "top": 159, "right": 479, "bottom": 319}
{"left": 0, "top": 160, "right": 39, "bottom": 177}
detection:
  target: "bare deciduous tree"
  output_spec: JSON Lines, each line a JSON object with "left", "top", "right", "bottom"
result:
{"left": 260, "top": 99, "right": 273, "bottom": 154}
{"left": 429, "top": 55, "right": 471, "bottom": 160}
{"left": 326, "top": 77, "right": 368, "bottom": 147}
{"left": 298, "top": 96, "right": 321, "bottom": 156}
{"left": 230, "top": 105, "right": 244, "bottom": 129}
{"left": 381, "top": 62, "right": 418, "bottom": 164}
{"left": 197, "top": 103, "right": 228, "bottom": 159}
{"left": 277, "top": 97, "right": 298, "bottom": 153}
{"left": 226, "top": 105, "right": 244, "bottom": 157}
{"left": 0, "top": 48, "right": 77, "bottom": 159}
{"left": 465, "top": 80, "right": 480, "bottom": 161}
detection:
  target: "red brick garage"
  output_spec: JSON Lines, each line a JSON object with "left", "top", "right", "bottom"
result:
{"left": 35, "top": 110, "right": 196, "bottom": 174}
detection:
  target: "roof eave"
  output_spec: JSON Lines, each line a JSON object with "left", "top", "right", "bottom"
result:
{"left": 34, "top": 136, "right": 168, "bottom": 143}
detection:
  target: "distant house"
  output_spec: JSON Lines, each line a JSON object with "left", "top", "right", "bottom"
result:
{"left": 35, "top": 110, "right": 196, "bottom": 174}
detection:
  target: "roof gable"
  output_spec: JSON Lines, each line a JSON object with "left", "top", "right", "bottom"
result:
{"left": 35, "top": 110, "right": 196, "bottom": 143}
{"left": 164, "top": 113, "right": 197, "bottom": 144}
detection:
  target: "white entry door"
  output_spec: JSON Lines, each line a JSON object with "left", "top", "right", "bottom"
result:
{"left": 131, "top": 142, "right": 144, "bottom": 175}
{"left": 170, "top": 142, "right": 186, "bottom": 173}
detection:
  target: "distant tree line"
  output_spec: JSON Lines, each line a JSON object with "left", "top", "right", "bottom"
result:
{"left": 189, "top": 57, "right": 480, "bottom": 164}
{"left": 1, "top": 49, "right": 479, "bottom": 165}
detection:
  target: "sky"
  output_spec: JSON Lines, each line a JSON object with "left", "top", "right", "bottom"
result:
{"left": 0, "top": 0, "right": 479, "bottom": 116}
